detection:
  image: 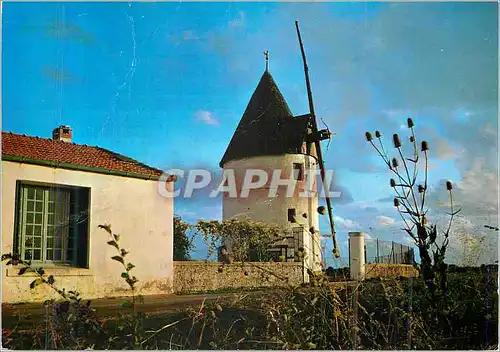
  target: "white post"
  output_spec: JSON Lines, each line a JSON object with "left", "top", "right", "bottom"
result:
{"left": 349, "top": 232, "right": 366, "bottom": 281}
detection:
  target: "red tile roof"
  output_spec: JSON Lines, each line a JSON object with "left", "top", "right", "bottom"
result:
{"left": 1, "top": 132, "right": 163, "bottom": 179}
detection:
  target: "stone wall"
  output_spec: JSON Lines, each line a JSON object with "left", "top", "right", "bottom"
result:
{"left": 365, "top": 263, "right": 418, "bottom": 279}
{"left": 173, "top": 261, "right": 304, "bottom": 293}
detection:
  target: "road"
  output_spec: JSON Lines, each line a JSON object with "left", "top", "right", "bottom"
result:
{"left": 2, "top": 291, "right": 253, "bottom": 329}
{"left": 2, "top": 282, "right": 354, "bottom": 329}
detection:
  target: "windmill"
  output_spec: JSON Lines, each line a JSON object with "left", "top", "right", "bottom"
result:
{"left": 295, "top": 21, "right": 340, "bottom": 258}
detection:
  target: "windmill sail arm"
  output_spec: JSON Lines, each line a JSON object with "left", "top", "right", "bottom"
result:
{"left": 295, "top": 20, "right": 340, "bottom": 258}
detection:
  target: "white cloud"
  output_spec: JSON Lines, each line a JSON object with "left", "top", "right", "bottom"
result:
{"left": 457, "top": 159, "right": 498, "bottom": 215}
{"left": 443, "top": 217, "right": 498, "bottom": 265}
{"left": 175, "top": 209, "right": 197, "bottom": 219}
{"left": 228, "top": 11, "right": 245, "bottom": 28}
{"left": 168, "top": 30, "right": 199, "bottom": 47}
{"left": 430, "top": 158, "right": 498, "bottom": 219}
{"left": 435, "top": 138, "right": 457, "bottom": 160}
{"left": 334, "top": 216, "right": 361, "bottom": 229}
{"left": 181, "top": 30, "right": 198, "bottom": 41}
{"left": 174, "top": 204, "right": 223, "bottom": 222}
{"left": 197, "top": 205, "right": 223, "bottom": 221}
{"left": 381, "top": 109, "right": 411, "bottom": 119}
{"left": 376, "top": 215, "right": 396, "bottom": 227}
{"left": 401, "top": 235, "right": 415, "bottom": 245}
{"left": 195, "top": 110, "right": 220, "bottom": 126}
{"left": 363, "top": 232, "right": 374, "bottom": 240}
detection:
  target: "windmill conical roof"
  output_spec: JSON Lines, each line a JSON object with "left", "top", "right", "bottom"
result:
{"left": 220, "top": 70, "right": 309, "bottom": 167}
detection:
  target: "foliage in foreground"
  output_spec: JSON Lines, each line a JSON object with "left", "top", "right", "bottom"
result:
{"left": 365, "top": 118, "right": 458, "bottom": 300}
{"left": 2, "top": 224, "right": 145, "bottom": 349}
{"left": 3, "top": 269, "right": 497, "bottom": 350}
{"left": 2, "top": 219, "right": 497, "bottom": 350}
{"left": 173, "top": 215, "right": 195, "bottom": 261}
{"left": 195, "top": 217, "right": 286, "bottom": 262}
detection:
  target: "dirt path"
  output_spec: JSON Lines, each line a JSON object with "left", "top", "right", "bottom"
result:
{"left": 3, "top": 291, "right": 250, "bottom": 316}
{"left": 3, "top": 282, "right": 354, "bottom": 329}
{"left": 2, "top": 291, "right": 254, "bottom": 329}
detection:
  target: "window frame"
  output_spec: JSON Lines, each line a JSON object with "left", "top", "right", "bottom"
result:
{"left": 14, "top": 181, "right": 90, "bottom": 268}
{"left": 293, "top": 163, "right": 304, "bottom": 181}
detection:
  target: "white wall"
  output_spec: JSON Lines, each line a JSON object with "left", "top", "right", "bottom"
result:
{"left": 1, "top": 161, "right": 174, "bottom": 303}
{"left": 222, "top": 154, "right": 322, "bottom": 273}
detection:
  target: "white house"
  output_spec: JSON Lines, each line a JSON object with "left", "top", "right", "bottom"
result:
{"left": 219, "top": 68, "right": 323, "bottom": 276}
{"left": 1, "top": 126, "right": 174, "bottom": 303}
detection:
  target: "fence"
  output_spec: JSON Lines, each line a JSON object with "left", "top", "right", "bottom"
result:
{"left": 349, "top": 238, "right": 415, "bottom": 265}
{"left": 265, "top": 227, "right": 304, "bottom": 262}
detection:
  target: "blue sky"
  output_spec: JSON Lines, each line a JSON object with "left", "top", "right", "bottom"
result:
{"left": 3, "top": 2, "right": 498, "bottom": 265}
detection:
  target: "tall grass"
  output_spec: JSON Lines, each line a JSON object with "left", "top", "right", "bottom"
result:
{"left": 2, "top": 225, "right": 497, "bottom": 350}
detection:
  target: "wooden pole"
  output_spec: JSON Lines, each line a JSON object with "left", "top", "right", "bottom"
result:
{"left": 295, "top": 20, "right": 340, "bottom": 258}
{"left": 392, "top": 241, "right": 395, "bottom": 264}
{"left": 348, "top": 237, "right": 350, "bottom": 267}
{"left": 376, "top": 238, "right": 379, "bottom": 263}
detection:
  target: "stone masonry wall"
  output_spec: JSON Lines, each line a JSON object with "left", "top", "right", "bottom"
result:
{"left": 173, "top": 261, "right": 304, "bottom": 293}
{"left": 365, "top": 263, "right": 418, "bottom": 279}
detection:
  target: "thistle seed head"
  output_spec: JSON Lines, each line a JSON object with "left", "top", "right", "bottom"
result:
{"left": 365, "top": 132, "right": 373, "bottom": 142}
{"left": 394, "top": 198, "right": 400, "bottom": 207}
{"left": 393, "top": 134, "right": 402, "bottom": 148}
{"left": 407, "top": 118, "right": 414, "bottom": 128}
{"left": 418, "top": 185, "right": 425, "bottom": 193}
{"left": 375, "top": 130, "right": 381, "bottom": 138}
{"left": 392, "top": 157, "right": 399, "bottom": 168}
{"left": 390, "top": 178, "right": 396, "bottom": 187}
{"left": 421, "top": 140, "right": 429, "bottom": 152}
{"left": 446, "top": 180, "right": 453, "bottom": 191}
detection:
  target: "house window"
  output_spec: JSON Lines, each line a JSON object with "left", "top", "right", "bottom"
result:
{"left": 288, "top": 208, "right": 296, "bottom": 222}
{"left": 293, "top": 163, "right": 304, "bottom": 181}
{"left": 15, "top": 182, "right": 90, "bottom": 267}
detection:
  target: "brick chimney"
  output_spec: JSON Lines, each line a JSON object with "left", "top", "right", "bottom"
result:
{"left": 52, "top": 125, "right": 72, "bottom": 143}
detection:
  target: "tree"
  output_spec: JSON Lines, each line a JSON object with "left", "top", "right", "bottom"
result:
{"left": 173, "top": 216, "right": 194, "bottom": 261}
{"left": 365, "top": 118, "right": 459, "bottom": 299}
{"left": 195, "top": 218, "right": 285, "bottom": 262}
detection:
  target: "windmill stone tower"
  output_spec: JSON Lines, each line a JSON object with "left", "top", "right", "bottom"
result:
{"left": 219, "top": 66, "right": 323, "bottom": 274}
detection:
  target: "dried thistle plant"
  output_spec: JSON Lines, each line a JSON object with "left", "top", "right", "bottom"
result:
{"left": 365, "top": 119, "right": 460, "bottom": 298}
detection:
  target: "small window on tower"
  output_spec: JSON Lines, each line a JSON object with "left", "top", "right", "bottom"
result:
{"left": 288, "top": 208, "right": 296, "bottom": 222}
{"left": 293, "top": 163, "right": 304, "bottom": 181}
